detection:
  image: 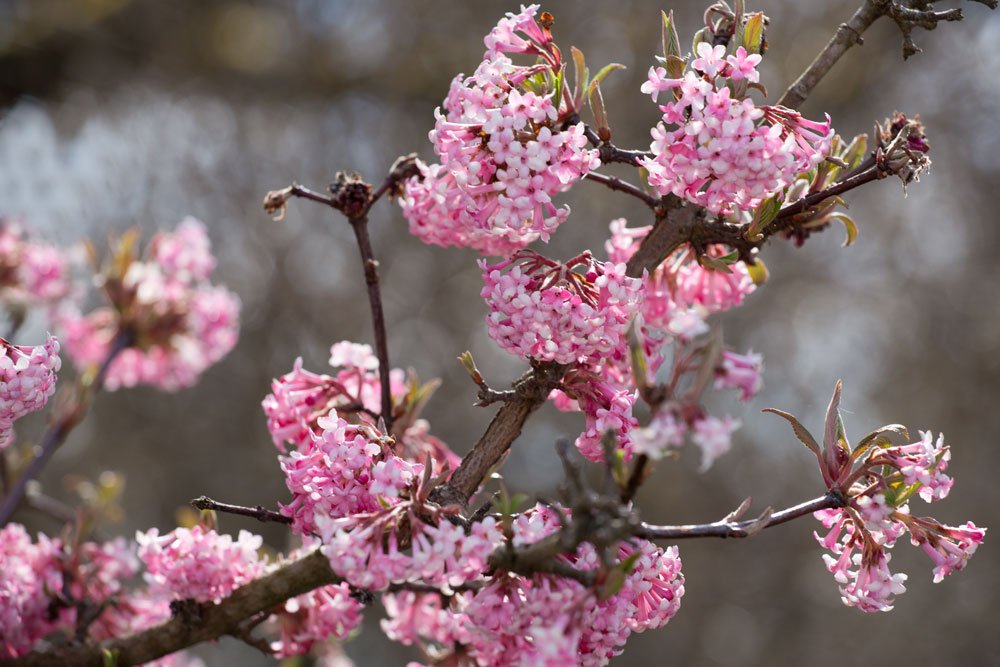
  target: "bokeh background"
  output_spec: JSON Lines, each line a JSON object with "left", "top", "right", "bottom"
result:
{"left": 2, "top": 1, "right": 998, "bottom": 665}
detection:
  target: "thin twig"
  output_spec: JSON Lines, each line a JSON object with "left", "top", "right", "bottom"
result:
{"left": 637, "top": 492, "right": 844, "bottom": 539}
{"left": 190, "top": 496, "right": 291, "bottom": 525}
{"left": 773, "top": 163, "right": 884, "bottom": 221}
{"left": 584, "top": 172, "right": 658, "bottom": 208}
{"left": 0, "top": 328, "right": 133, "bottom": 526}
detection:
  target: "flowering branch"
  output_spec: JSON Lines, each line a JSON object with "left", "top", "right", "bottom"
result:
{"left": 0, "top": 328, "right": 133, "bottom": 526}
{"left": 4, "top": 550, "right": 339, "bottom": 667}
{"left": 189, "top": 496, "right": 291, "bottom": 525}
{"left": 637, "top": 492, "right": 845, "bottom": 540}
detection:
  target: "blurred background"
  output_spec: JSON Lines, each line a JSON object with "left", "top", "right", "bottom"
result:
{"left": 1, "top": 0, "right": 998, "bottom": 665}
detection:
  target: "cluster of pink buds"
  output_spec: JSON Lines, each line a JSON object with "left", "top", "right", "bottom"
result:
{"left": 769, "top": 382, "right": 986, "bottom": 612}
{"left": 481, "top": 250, "right": 642, "bottom": 366}
{"left": 57, "top": 218, "right": 239, "bottom": 391}
{"left": 136, "top": 524, "right": 265, "bottom": 604}
{"left": 0, "top": 219, "right": 70, "bottom": 308}
{"left": 374, "top": 504, "right": 684, "bottom": 666}
{"left": 400, "top": 5, "right": 599, "bottom": 254}
{"left": 279, "top": 410, "right": 423, "bottom": 534}
{"left": 641, "top": 43, "right": 833, "bottom": 214}
{"left": 0, "top": 335, "right": 60, "bottom": 447}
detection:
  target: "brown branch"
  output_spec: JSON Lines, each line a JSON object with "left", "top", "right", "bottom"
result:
{"left": 637, "top": 492, "right": 844, "bottom": 540}
{"left": 773, "top": 163, "right": 884, "bottom": 221}
{"left": 189, "top": 496, "right": 291, "bottom": 525}
{"left": 584, "top": 172, "right": 658, "bottom": 208}
{"left": 778, "top": 0, "right": 887, "bottom": 109}
{"left": 0, "top": 328, "right": 133, "bottom": 526}
{"left": 6, "top": 550, "right": 338, "bottom": 667}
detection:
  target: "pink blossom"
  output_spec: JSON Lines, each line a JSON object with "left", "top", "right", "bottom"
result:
{"left": 691, "top": 42, "right": 727, "bottom": 78}
{"left": 0, "top": 220, "right": 70, "bottom": 305}
{"left": 58, "top": 219, "right": 240, "bottom": 392}
{"left": 381, "top": 590, "right": 473, "bottom": 648}
{"left": 725, "top": 47, "right": 762, "bottom": 83}
{"left": 691, "top": 415, "right": 740, "bottom": 471}
{"left": 714, "top": 349, "right": 763, "bottom": 401}
{"left": 882, "top": 431, "right": 952, "bottom": 502}
{"left": 481, "top": 251, "right": 642, "bottom": 366}
{"left": 0, "top": 524, "right": 63, "bottom": 658}
{"left": 148, "top": 216, "right": 216, "bottom": 282}
{"left": 279, "top": 412, "right": 408, "bottom": 534}
{"left": 641, "top": 57, "right": 834, "bottom": 214}
{"left": 400, "top": 8, "right": 598, "bottom": 255}
{"left": 263, "top": 341, "right": 408, "bottom": 452}
{"left": 271, "top": 583, "right": 364, "bottom": 657}
{"left": 910, "top": 520, "right": 986, "bottom": 583}
{"left": 632, "top": 408, "right": 687, "bottom": 459}
{"left": 136, "top": 525, "right": 265, "bottom": 603}
{"left": 0, "top": 335, "right": 60, "bottom": 447}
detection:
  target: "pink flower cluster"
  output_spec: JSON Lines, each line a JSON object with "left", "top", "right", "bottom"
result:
{"left": 136, "top": 524, "right": 265, "bottom": 603}
{"left": 263, "top": 341, "right": 405, "bottom": 452}
{"left": 319, "top": 511, "right": 504, "bottom": 592}
{"left": 557, "top": 369, "right": 639, "bottom": 462}
{"left": 271, "top": 583, "right": 364, "bottom": 658}
{"left": 0, "top": 524, "right": 63, "bottom": 659}
{"left": 400, "top": 6, "right": 599, "bottom": 255}
{"left": 641, "top": 43, "right": 833, "bottom": 214}
{"left": 377, "top": 505, "right": 684, "bottom": 666}
{"left": 0, "top": 335, "right": 60, "bottom": 447}
{"left": 814, "top": 430, "right": 985, "bottom": 612}
{"left": 58, "top": 218, "right": 240, "bottom": 391}
{"left": 280, "top": 411, "right": 425, "bottom": 534}
{"left": 607, "top": 219, "right": 755, "bottom": 346}
{"left": 0, "top": 219, "right": 70, "bottom": 305}
{"left": 714, "top": 349, "right": 763, "bottom": 401}
{"left": 481, "top": 251, "right": 642, "bottom": 366}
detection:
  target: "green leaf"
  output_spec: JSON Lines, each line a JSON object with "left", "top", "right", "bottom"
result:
{"left": 586, "top": 63, "right": 625, "bottom": 100}
{"left": 842, "top": 134, "right": 869, "bottom": 169}
{"left": 698, "top": 249, "right": 739, "bottom": 272}
{"left": 103, "top": 649, "right": 119, "bottom": 667}
{"left": 571, "top": 46, "right": 587, "bottom": 107}
{"left": 589, "top": 83, "right": 610, "bottom": 138}
{"left": 552, "top": 65, "right": 565, "bottom": 111}
{"left": 600, "top": 567, "right": 627, "bottom": 600}
{"left": 762, "top": 408, "right": 821, "bottom": 457}
{"left": 745, "top": 195, "right": 780, "bottom": 240}
{"left": 853, "top": 424, "right": 910, "bottom": 463}
{"left": 823, "top": 380, "right": 844, "bottom": 453}
{"left": 732, "top": 0, "right": 746, "bottom": 51}
{"left": 829, "top": 212, "right": 859, "bottom": 247}
{"left": 743, "top": 13, "right": 766, "bottom": 54}
{"left": 662, "top": 10, "right": 682, "bottom": 60}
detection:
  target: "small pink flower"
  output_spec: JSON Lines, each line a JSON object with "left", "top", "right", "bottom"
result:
{"left": 691, "top": 415, "right": 740, "bottom": 471}
{"left": 725, "top": 47, "right": 762, "bottom": 83}
{"left": 714, "top": 349, "right": 763, "bottom": 401}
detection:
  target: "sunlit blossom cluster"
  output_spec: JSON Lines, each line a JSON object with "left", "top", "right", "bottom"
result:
{"left": 57, "top": 218, "right": 239, "bottom": 391}
{"left": 0, "top": 335, "right": 60, "bottom": 447}
{"left": 271, "top": 582, "right": 364, "bottom": 658}
{"left": 400, "top": 5, "right": 599, "bottom": 254}
{"left": 641, "top": 43, "right": 834, "bottom": 214}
